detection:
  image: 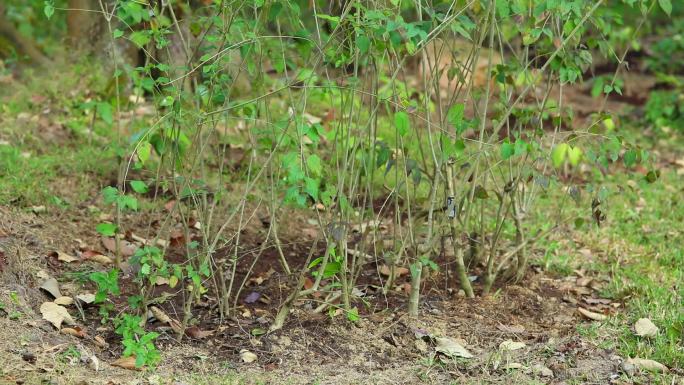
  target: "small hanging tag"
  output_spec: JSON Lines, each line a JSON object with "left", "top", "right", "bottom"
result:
{"left": 446, "top": 196, "right": 456, "bottom": 218}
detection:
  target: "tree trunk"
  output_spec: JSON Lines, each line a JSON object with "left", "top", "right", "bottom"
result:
{"left": 0, "top": 5, "right": 48, "bottom": 65}
{"left": 66, "top": 0, "right": 103, "bottom": 51}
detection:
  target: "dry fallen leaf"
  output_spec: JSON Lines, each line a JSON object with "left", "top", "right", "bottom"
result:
{"left": 583, "top": 297, "right": 611, "bottom": 305}
{"left": 102, "top": 237, "right": 137, "bottom": 257}
{"left": 240, "top": 349, "right": 258, "bottom": 363}
{"left": 625, "top": 357, "right": 668, "bottom": 373}
{"left": 76, "top": 293, "right": 95, "bottom": 304}
{"left": 53, "top": 251, "right": 79, "bottom": 263}
{"left": 87, "top": 354, "right": 100, "bottom": 371}
{"left": 164, "top": 200, "right": 177, "bottom": 212}
{"left": 313, "top": 203, "right": 325, "bottom": 211}
{"left": 31, "top": 205, "right": 46, "bottom": 213}
{"left": 531, "top": 364, "right": 554, "bottom": 377}
{"left": 248, "top": 268, "right": 276, "bottom": 286}
{"left": 112, "top": 356, "right": 141, "bottom": 371}
{"left": 352, "top": 219, "right": 381, "bottom": 233}
{"left": 149, "top": 306, "right": 171, "bottom": 323}
{"left": 60, "top": 327, "right": 86, "bottom": 338}
{"left": 577, "top": 307, "right": 607, "bottom": 321}
{"left": 185, "top": 326, "right": 213, "bottom": 339}
{"left": 379, "top": 265, "right": 410, "bottom": 277}
{"left": 40, "top": 278, "right": 62, "bottom": 299}
{"left": 634, "top": 318, "right": 659, "bottom": 338}
{"left": 82, "top": 251, "right": 113, "bottom": 265}
{"left": 54, "top": 296, "right": 74, "bottom": 306}
{"left": 499, "top": 340, "right": 526, "bottom": 351}
{"left": 149, "top": 306, "right": 183, "bottom": 334}
{"left": 435, "top": 337, "right": 473, "bottom": 359}
{"left": 40, "top": 302, "right": 75, "bottom": 329}
{"left": 302, "top": 277, "right": 314, "bottom": 290}
{"left": 94, "top": 335, "right": 108, "bottom": 348}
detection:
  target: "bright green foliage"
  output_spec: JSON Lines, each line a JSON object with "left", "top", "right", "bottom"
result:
{"left": 129, "top": 180, "right": 148, "bottom": 194}
{"left": 43, "top": 0, "right": 54, "bottom": 19}
{"left": 115, "top": 314, "right": 161, "bottom": 368}
{"left": 394, "top": 111, "right": 410, "bottom": 137}
{"left": 89, "top": 269, "right": 120, "bottom": 304}
{"left": 95, "top": 223, "right": 117, "bottom": 237}
{"left": 102, "top": 187, "right": 138, "bottom": 211}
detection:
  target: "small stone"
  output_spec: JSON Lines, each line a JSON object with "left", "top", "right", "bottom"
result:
{"left": 240, "top": 349, "right": 257, "bottom": 363}
{"left": 634, "top": 318, "right": 659, "bottom": 338}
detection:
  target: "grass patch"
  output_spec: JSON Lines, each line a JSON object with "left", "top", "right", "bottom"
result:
{"left": 0, "top": 142, "right": 115, "bottom": 206}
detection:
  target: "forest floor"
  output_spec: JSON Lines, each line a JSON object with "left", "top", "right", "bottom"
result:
{"left": 0, "top": 63, "right": 683, "bottom": 385}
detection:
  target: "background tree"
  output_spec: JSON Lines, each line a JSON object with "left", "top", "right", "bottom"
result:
{"left": 0, "top": 3, "right": 48, "bottom": 65}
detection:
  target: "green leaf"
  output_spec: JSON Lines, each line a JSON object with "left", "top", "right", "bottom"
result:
{"left": 645, "top": 170, "right": 659, "bottom": 183}
{"left": 551, "top": 143, "right": 569, "bottom": 168}
{"left": 514, "top": 139, "right": 527, "bottom": 156}
{"left": 268, "top": 2, "right": 283, "bottom": 21}
{"left": 306, "top": 154, "right": 323, "bottom": 177}
{"left": 623, "top": 149, "right": 637, "bottom": 168}
{"left": 129, "top": 180, "right": 148, "bottom": 194}
{"left": 501, "top": 141, "right": 515, "bottom": 160}
{"left": 357, "top": 35, "right": 371, "bottom": 54}
{"left": 112, "top": 29, "right": 124, "bottom": 39}
{"left": 419, "top": 256, "right": 439, "bottom": 271}
{"left": 44, "top": 1, "right": 54, "bottom": 19}
{"left": 323, "top": 261, "right": 341, "bottom": 278}
{"left": 567, "top": 146, "right": 582, "bottom": 166}
{"left": 603, "top": 118, "right": 616, "bottom": 131}
{"left": 308, "top": 257, "right": 323, "bottom": 269}
{"left": 658, "top": 0, "right": 672, "bottom": 16}
{"left": 496, "top": 1, "right": 510, "bottom": 18}
{"left": 304, "top": 177, "right": 319, "bottom": 201}
{"left": 394, "top": 111, "right": 410, "bottom": 137}
{"left": 591, "top": 77, "right": 604, "bottom": 98}
{"left": 96, "top": 223, "right": 118, "bottom": 237}
{"left": 159, "top": 96, "right": 174, "bottom": 107}
{"left": 102, "top": 186, "right": 119, "bottom": 205}
{"left": 97, "top": 102, "right": 113, "bottom": 125}
{"left": 137, "top": 142, "right": 151, "bottom": 165}
{"left": 130, "top": 31, "right": 151, "bottom": 48}
{"left": 346, "top": 307, "right": 360, "bottom": 322}
{"left": 447, "top": 103, "right": 465, "bottom": 133}
{"left": 120, "top": 195, "right": 139, "bottom": 211}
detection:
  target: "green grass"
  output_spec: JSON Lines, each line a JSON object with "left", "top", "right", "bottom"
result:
{"left": 0, "top": 58, "right": 120, "bottom": 206}
{"left": 598, "top": 170, "right": 684, "bottom": 367}
{"left": 533, "top": 163, "right": 684, "bottom": 371}
{"left": 0, "top": 142, "right": 115, "bottom": 206}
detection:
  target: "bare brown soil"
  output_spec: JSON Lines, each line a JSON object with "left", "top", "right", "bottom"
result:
{"left": 0, "top": 203, "right": 639, "bottom": 385}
